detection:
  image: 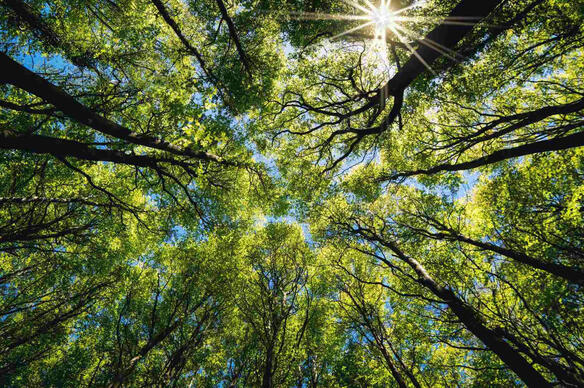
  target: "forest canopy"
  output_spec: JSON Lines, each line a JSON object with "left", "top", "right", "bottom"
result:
{"left": 1, "top": 0, "right": 583, "bottom": 386}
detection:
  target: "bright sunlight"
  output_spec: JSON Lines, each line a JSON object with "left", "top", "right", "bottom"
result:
{"left": 291, "top": 0, "right": 478, "bottom": 74}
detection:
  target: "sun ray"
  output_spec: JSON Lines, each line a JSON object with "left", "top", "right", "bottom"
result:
{"left": 341, "top": 0, "right": 374, "bottom": 16}
{"left": 396, "top": 15, "right": 484, "bottom": 26}
{"left": 393, "top": 1, "right": 426, "bottom": 15}
{"left": 392, "top": 23, "right": 463, "bottom": 62}
{"left": 289, "top": 0, "right": 484, "bottom": 76}
{"left": 330, "top": 21, "right": 376, "bottom": 41}
{"left": 289, "top": 12, "right": 372, "bottom": 22}
{"left": 362, "top": 0, "right": 379, "bottom": 13}
{"left": 388, "top": 24, "right": 436, "bottom": 74}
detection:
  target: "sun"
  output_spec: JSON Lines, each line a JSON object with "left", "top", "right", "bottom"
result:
{"left": 290, "top": 0, "right": 408, "bottom": 43}
{"left": 290, "top": 0, "right": 465, "bottom": 73}
{"left": 369, "top": 0, "right": 396, "bottom": 39}
{"left": 373, "top": 5, "right": 395, "bottom": 29}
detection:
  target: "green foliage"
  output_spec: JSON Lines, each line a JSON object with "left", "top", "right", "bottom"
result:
{"left": 1, "top": 0, "right": 583, "bottom": 386}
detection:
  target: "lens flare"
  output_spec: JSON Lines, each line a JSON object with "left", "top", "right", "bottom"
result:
{"left": 373, "top": 0, "right": 395, "bottom": 38}
{"left": 290, "top": 0, "right": 474, "bottom": 73}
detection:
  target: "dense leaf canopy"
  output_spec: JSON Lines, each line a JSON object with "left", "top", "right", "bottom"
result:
{"left": 1, "top": 0, "right": 583, "bottom": 386}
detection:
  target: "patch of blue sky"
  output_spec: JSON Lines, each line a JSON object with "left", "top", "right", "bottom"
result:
{"left": 5, "top": 36, "right": 73, "bottom": 75}
{"left": 165, "top": 224, "right": 189, "bottom": 245}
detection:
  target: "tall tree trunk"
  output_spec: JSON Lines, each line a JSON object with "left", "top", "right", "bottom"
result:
{"left": 445, "top": 231, "right": 584, "bottom": 284}
{"left": 0, "top": 129, "right": 174, "bottom": 169}
{"left": 262, "top": 345, "right": 274, "bottom": 388}
{"left": 376, "top": 340, "right": 409, "bottom": 388}
{"left": 109, "top": 319, "right": 182, "bottom": 388}
{"left": 385, "top": 0, "right": 504, "bottom": 95}
{"left": 385, "top": 340, "right": 423, "bottom": 388}
{"left": 356, "top": 228, "right": 553, "bottom": 387}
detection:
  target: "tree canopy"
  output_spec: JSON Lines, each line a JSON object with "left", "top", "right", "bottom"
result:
{"left": 1, "top": 0, "right": 583, "bottom": 386}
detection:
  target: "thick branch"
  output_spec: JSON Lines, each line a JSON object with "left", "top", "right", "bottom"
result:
{"left": 356, "top": 0, "right": 504, "bottom": 116}
{"left": 150, "top": 0, "right": 221, "bottom": 86}
{"left": 352, "top": 226, "right": 552, "bottom": 387}
{"left": 385, "top": 0, "right": 504, "bottom": 96}
{"left": 0, "top": 196, "right": 109, "bottom": 208}
{"left": 382, "top": 130, "right": 584, "bottom": 180}
{"left": 0, "top": 129, "right": 194, "bottom": 171}
{"left": 436, "top": 97, "right": 584, "bottom": 153}
{"left": 408, "top": 215, "right": 584, "bottom": 285}
{"left": 0, "top": 53, "right": 229, "bottom": 165}
{"left": 214, "top": 0, "right": 252, "bottom": 76}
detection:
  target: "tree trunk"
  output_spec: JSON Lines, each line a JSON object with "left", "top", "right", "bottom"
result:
{"left": 375, "top": 339, "right": 408, "bottom": 388}
{"left": 360, "top": 231, "right": 553, "bottom": 387}
{"left": 262, "top": 345, "right": 274, "bottom": 388}
{"left": 0, "top": 53, "right": 226, "bottom": 164}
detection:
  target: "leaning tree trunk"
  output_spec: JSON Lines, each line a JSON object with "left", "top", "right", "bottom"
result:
{"left": 361, "top": 233, "right": 554, "bottom": 387}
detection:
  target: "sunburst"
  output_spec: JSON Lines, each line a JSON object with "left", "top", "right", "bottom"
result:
{"left": 291, "top": 0, "right": 477, "bottom": 73}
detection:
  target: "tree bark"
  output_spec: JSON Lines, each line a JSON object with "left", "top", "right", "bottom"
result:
{"left": 262, "top": 345, "right": 274, "bottom": 388}
{"left": 150, "top": 0, "right": 220, "bottom": 86}
{"left": 385, "top": 0, "right": 504, "bottom": 96}
{"left": 411, "top": 217, "right": 584, "bottom": 285}
{"left": 354, "top": 227, "right": 553, "bottom": 387}
{"left": 376, "top": 339, "right": 409, "bottom": 388}
{"left": 214, "top": 0, "right": 252, "bottom": 75}
{"left": 0, "top": 129, "right": 175, "bottom": 169}
{"left": 334, "top": 0, "right": 505, "bottom": 119}
{"left": 0, "top": 53, "right": 228, "bottom": 165}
